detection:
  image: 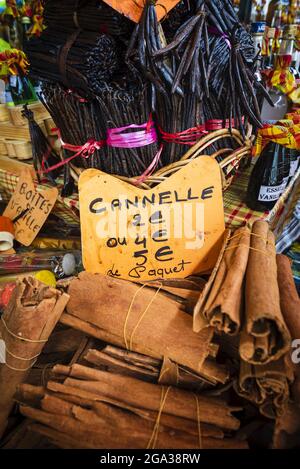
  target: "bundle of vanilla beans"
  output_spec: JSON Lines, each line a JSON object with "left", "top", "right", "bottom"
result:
{"left": 126, "top": 0, "right": 272, "bottom": 163}
{"left": 25, "top": 28, "right": 120, "bottom": 97}
{"left": 23, "top": 0, "right": 269, "bottom": 183}
{"left": 41, "top": 80, "right": 161, "bottom": 179}
{"left": 43, "top": 0, "right": 133, "bottom": 37}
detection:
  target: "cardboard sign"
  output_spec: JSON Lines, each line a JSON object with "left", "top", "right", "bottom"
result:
{"left": 79, "top": 157, "right": 225, "bottom": 281}
{"left": 103, "top": 0, "right": 181, "bottom": 23}
{"left": 4, "top": 170, "right": 58, "bottom": 246}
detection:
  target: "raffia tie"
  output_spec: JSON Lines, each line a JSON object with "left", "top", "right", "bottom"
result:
{"left": 123, "top": 283, "right": 162, "bottom": 351}
{"left": 147, "top": 387, "right": 203, "bottom": 449}
{"left": 1, "top": 316, "right": 45, "bottom": 372}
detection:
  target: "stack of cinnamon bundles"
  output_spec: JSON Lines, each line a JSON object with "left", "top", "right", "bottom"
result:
{"left": 1, "top": 219, "right": 299, "bottom": 449}
{"left": 194, "top": 220, "right": 294, "bottom": 420}
{"left": 60, "top": 272, "right": 229, "bottom": 389}
{"left": 16, "top": 364, "right": 247, "bottom": 449}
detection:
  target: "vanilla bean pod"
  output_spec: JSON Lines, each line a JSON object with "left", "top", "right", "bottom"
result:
{"left": 26, "top": 29, "right": 119, "bottom": 96}
{"left": 43, "top": 0, "right": 133, "bottom": 38}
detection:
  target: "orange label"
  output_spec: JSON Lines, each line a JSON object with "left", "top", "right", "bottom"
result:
{"left": 3, "top": 169, "right": 58, "bottom": 246}
{"left": 103, "top": 0, "right": 181, "bottom": 23}
{"left": 79, "top": 157, "right": 225, "bottom": 281}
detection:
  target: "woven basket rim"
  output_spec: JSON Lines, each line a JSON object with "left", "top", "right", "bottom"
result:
{"left": 70, "top": 126, "right": 253, "bottom": 190}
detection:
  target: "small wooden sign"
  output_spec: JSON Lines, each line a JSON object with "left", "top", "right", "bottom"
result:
{"left": 103, "top": 0, "right": 181, "bottom": 23}
{"left": 3, "top": 169, "right": 58, "bottom": 246}
{"left": 79, "top": 157, "right": 225, "bottom": 281}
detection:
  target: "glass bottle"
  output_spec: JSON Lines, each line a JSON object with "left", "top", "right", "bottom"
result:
{"left": 246, "top": 141, "right": 289, "bottom": 211}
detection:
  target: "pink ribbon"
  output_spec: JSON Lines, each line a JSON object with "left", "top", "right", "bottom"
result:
{"left": 39, "top": 120, "right": 161, "bottom": 179}
{"left": 107, "top": 121, "right": 157, "bottom": 148}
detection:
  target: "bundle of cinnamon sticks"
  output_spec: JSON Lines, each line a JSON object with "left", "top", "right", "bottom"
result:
{"left": 194, "top": 220, "right": 293, "bottom": 420}
{"left": 1, "top": 219, "right": 298, "bottom": 449}
{"left": 60, "top": 272, "right": 229, "bottom": 389}
{"left": 16, "top": 364, "right": 248, "bottom": 449}
{"left": 0, "top": 278, "right": 69, "bottom": 439}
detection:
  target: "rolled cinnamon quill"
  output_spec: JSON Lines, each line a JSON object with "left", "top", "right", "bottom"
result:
{"left": 276, "top": 254, "right": 300, "bottom": 405}
{"left": 51, "top": 364, "right": 241, "bottom": 431}
{"left": 83, "top": 345, "right": 229, "bottom": 390}
{"left": 61, "top": 272, "right": 215, "bottom": 379}
{"left": 0, "top": 277, "right": 69, "bottom": 438}
{"left": 194, "top": 227, "right": 250, "bottom": 335}
{"left": 236, "top": 355, "right": 293, "bottom": 419}
{"left": 240, "top": 221, "right": 290, "bottom": 364}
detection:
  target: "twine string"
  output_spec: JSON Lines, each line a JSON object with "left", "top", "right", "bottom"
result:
{"left": 123, "top": 284, "right": 162, "bottom": 351}
{"left": 1, "top": 317, "right": 47, "bottom": 344}
{"left": 147, "top": 386, "right": 171, "bottom": 449}
{"left": 224, "top": 244, "right": 273, "bottom": 256}
{"left": 194, "top": 394, "right": 203, "bottom": 449}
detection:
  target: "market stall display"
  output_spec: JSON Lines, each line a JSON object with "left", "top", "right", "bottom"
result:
{"left": 0, "top": 0, "right": 299, "bottom": 454}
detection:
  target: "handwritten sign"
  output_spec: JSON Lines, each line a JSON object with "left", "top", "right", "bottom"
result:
{"left": 79, "top": 157, "right": 225, "bottom": 281}
{"left": 4, "top": 170, "right": 58, "bottom": 246}
{"left": 103, "top": 0, "right": 181, "bottom": 23}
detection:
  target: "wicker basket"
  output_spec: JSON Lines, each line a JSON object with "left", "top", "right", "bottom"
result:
{"left": 0, "top": 141, "right": 8, "bottom": 155}
{"left": 0, "top": 104, "right": 10, "bottom": 123}
{"left": 0, "top": 120, "right": 47, "bottom": 140}
{"left": 70, "top": 127, "right": 253, "bottom": 191}
{"left": 4, "top": 140, "right": 32, "bottom": 160}
{"left": 9, "top": 102, "right": 50, "bottom": 126}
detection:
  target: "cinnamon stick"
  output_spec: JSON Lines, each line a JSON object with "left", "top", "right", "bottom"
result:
{"left": 236, "top": 355, "right": 293, "bottom": 419}
{"left": 83, "top": 345, "right": 228, "bottom": 389}
{"left": 240, "top": 221, "right": 290, "bottom": 364}
{"left": 276, "top": 253, "right": 300, "bottom": 406}
{"left": 194, "top": 226, "right": 250, "bottom": 335}
{"left": 17, "top": 373, "right": 246, "bottom": 449}
{"left": 61, "top": 272, "right": 215, "bottom": 378}
{"left": 0, "top": 278, "right": 69, "bottom": 438}
{"left": 51, "top": 364, "right": 241, "bottom": 431}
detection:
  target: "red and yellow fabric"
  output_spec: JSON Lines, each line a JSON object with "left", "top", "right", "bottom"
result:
{"left": 27, "top": 14, "right": 45, "bottom": 37}
{"left": 264, "top": 56, "right": 300, "bottom": 104}
{"left": 253, "top": 123, "right": 300, "bottom": 157}
{"left": 20, "top": 5, "right": 33, "bottom": 17}
{"left": 272, "top": 27, "right": 282, "bottom": 54}
{"left": 2, "top": 0, "right": 19, "bottom": 17}
{"left": 0, "top": 49, "right": 29, "bottom": 76}
{"left": 29, "top": 0, "right": 43, "bottom": 16}
{"left": 286, "top": 109, "right": 300, "bottom": 124}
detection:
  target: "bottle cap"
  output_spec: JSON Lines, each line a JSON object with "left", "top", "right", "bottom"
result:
{"left": 62, "top": 253, "right": 76, "bottom": 276}
{"left": 251, "top": 22, "right": 266, "bottom": 34}
{"left": 21, "top": 17, "right": 31, "bottom": 25}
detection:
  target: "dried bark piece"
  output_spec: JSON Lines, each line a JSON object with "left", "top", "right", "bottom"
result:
{"left": 0, "top": 277, "right": 69, "bottom": 438}
{"left": 194, "top": 227, "right": 250, "bottom": 335}
{"left": 236, "top": 355, "right": 293, "bottom": 419}
{"left": 240, "top": 221, "right": 290, "bottom": 364}
{"left": 52, "top": 364, "right": 241, "bottom": 431}
{"left": 276, "top": 254, "right": 300, "bottom": 405}
{"left": 62, "top": 272, "right": 214, "bottom": 377}
{"left": 83, "top": 345, "right": 228, "bottom": 389}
